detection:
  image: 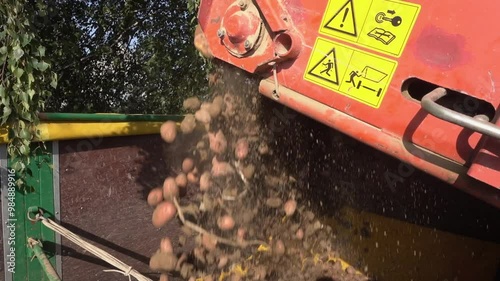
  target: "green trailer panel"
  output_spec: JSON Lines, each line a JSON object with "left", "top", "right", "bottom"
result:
{"left": 1, "top": 142, "right": 60, "bottom": 281}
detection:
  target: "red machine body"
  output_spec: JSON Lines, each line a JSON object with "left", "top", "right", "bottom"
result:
{"left": 196, "top": 0, "right": 500, "bottom": 208}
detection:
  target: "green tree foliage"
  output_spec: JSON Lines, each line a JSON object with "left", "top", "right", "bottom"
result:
{"left": 0, "top": 0, "right": 57, "bottom": 187}
{"left": 1, "top": 0, "right": 208, "bottom": 189}
{"left": 43, "top": 0, "right": 209, "bottom": 114}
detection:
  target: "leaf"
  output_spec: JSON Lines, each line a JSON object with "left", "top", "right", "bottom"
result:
{"left": 27, "top": 89, "right": 35, "bottom": 99}
{"left": 2, "top": 96, "right": 10, "bottom": 107}
{"left": 13, "top": 67, "right": 24, "bottom": 78}
{"left": 38, "top": 45, "right": 45, "bottom": 57}
{"left": 12, "top": 161, "right": 25, "bottom": 174}
{"left": 19, "top": 126, "right": 32, "bottom": 140}
{"left": 50, "top": 72, "right": 58, "bottom": 89}
{"left": 0, "top": 46, "right": 7, "bottom": 55}
{"left": 0, "top": 86, "right": 5, "bottom": 99}
{"left": 21, "top": 33, "right": 31, "bottom": 47}
{"left": 20, "top": 90, "right": 29, "bottom": 102}
{"left": 28, "top": 73, "right": 34, "bottom": 85}
{"left": 18, "top": 119, "right": 25, "bottom": 130}
{"left": 37, "top": 61, "right": 49, "bottom": 72}
{"left": 19, "top": 143, "right": 29, "bottom": 156}
{"left": 12, "top": 46, "right": 24, "bottom": 61}
{"left": 2, "top": 106, "right": 11, "bottom": 120}
{"left": 21, "top": 101, "right": 29, "bottom": 110}
{"left": 20, "top": 110, "right": 32, "bottom": 121}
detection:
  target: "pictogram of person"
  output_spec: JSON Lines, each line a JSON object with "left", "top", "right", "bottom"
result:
{"left": 320, "top": 59, "right": 335, "bottom": 76}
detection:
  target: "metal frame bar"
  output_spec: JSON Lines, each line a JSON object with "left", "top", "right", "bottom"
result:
{"left": 52, "top": 141, "right": 62, "bottom": 278}
{"left": 421, "top": 88, "right": 500, "bottom": 139}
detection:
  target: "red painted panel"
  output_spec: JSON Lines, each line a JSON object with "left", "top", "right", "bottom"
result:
{"left": 198, "top": 0, "right": 500, "bottom": 201}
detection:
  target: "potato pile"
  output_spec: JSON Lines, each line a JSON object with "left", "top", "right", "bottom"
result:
{"left": 147, "top": 65, "right": 370, "bottom": 281}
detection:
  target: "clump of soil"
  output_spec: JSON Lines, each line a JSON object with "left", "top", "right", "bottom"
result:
{"left": 147, "top": 62, "right": 371, "bottom": 281}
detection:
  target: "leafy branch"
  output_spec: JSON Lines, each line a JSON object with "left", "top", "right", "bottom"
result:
{"left": 0, "top": 1, "right": 57, "bottom": 190}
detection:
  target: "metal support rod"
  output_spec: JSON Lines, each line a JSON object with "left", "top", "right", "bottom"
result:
{"left": 27, "top": 238, "right": 61, "bottom": 281}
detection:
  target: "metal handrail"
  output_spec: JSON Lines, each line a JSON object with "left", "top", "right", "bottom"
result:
{"left": 421, "top": 88, "right": 500, "bottom": 139}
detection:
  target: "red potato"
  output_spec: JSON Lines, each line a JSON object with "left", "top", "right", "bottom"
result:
{"left": 195, "top": 109, "right": 211, "bottom": 124}
{"left": 217, "top": 215, "right": 235, "bottom": 231}
{"left": 194, "top": 25, "right": 213, "bottom": 59}
{"left": 147, "top": 187, "right": 163, "bottom": 207}
{"left": 182, "top": 158, "right": 194, "bottom": 173}
{"left": 273, "top": 240, "right": 285, "bottom": 256}
{"left": 202, "top": 102, "right": 221, "bottom": 118}
{"left": 152, "top": 201, "right": 177, "bottom": 228}
{"left": 183, "top": 97, "right": 201, "bottom": 111}
{"left": 175, "top": 173, "right": 188, "bottom": 188}
{"left": 163, "top": 177, "right": 179, "bottom": 199}
{"left": 180, "top": 114, "right": 197, "bottom": 134}
{"left": 200, "top": 102, "right": 210, "bottom": 110}
{"left": 199, "top": 171, "right": 212, "bottom": 192}
{"left": 160, "top": 121, "right": 177, "bottom": 143}
{"left": 284, "top": 199, "right": 297, "bottom": 217}
{"left": 160, "top": 237, "right": 174, "bottom": 253}
{"left": 211, "top": 157, "right": 235, "bottom": 177}
{"left": 212, "top": 96, "right": 224, "bottom": 108}
{"left": 150, "top": 251, "right": 178, "bottom": 271}
{"left": 187, "top": 171, "right": 199, "bottom": 184}
{"left": 234, "top": 138, "right": 249, "bottom": 160}
{"left": 208, "top": 130, "right": 227, "bottom": 154}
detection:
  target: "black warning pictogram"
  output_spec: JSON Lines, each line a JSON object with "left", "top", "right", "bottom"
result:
{"left": 324, "top": 0, "right": 357, "bottom": 37}
{"left": 308, "top": 48, "right": 339, "bottom": 85}
{"left": 345, "top": 66, "right": 388, "bottom": 97}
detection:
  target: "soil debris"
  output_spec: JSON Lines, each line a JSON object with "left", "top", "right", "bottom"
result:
{"left": 147, "top": 63, "right": 371, "bottom": 281}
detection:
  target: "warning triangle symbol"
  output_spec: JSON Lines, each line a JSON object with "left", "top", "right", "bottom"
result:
{"left": 324, "top": 0, "right": 357, "bottom": 37}
{"left": 308, "top": 48, "right": 339, "bottom": 85}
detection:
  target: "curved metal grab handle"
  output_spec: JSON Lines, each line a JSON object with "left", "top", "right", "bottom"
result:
{"left": 421, "top": 88, "right": 500, "bottom": 139}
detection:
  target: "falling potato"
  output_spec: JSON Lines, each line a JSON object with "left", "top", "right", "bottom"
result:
{"left": 183, "top": 97, "right": 202, "bottom": 111}
{"left": 208, "top": 130, "right": 227, "bottom": 154}
{"left": 195, "top": 109, "right": 211, "bottom": 124}
{"left": 160, "top": 121, "right": 177, "bottom": 143}
{"left": 163, "top": 177, "right": 179, "bottom": 199}
{"left": 152, "top": 201, "right": 177, "bottom": 228}
{"left": 182, "top": 158, "right": 195, "bottom": 173}
{"left": 217, "top": 215, "right": 235, "bottom": 231}
{"left": 149, "top": 251, "right": 178, "bottom": 271}
{"left": 147, "top": 187, "right": 163, "bottom": 207}
{"left": 180, "top": 114, "right": 197, "bottom": 134}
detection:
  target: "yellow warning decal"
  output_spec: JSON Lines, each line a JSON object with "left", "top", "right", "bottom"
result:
{"left": 304, "top": 37, "right": 397, "bottom": 108}
{"left": 320, "top": 0, "right": 420, "bottom": 57}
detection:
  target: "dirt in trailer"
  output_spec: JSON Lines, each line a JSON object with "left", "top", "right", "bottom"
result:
{"left": 0, "top": 63, "right": 499, "bottom": 281}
